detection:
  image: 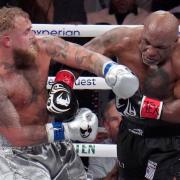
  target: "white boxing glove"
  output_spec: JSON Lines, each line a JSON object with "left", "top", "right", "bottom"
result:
{"left": 102, "top": 61, "right": 139, "bottom": 99}
{"left": 64, "top": 108, "right": 98, "bottom": 142}
{"left": 45, "top": 108, "right": 98, "bottom": 142}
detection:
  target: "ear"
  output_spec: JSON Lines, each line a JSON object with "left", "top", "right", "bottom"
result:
{"left": 2, "top": 35, "right": 11, "bottom": 47}
{"left": 103, "top": 121, "right": 109, "bottom": 131}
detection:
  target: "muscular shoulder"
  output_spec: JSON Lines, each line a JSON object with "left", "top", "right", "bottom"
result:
{"left": 35, "top": 35, "right": 66, "bottom": 51}
{"left": 173, "top": 40, "right": 180, "bottom": 78}
{"left": 105, "top": 26, "right": 142, "bottom": 43}
{"left": 35, "top": 35, "right": 71, "bottom": 60}
{"left": 85, "top": 26, "right": 142, "bottom": 56}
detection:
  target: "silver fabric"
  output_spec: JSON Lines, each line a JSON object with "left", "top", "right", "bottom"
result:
{"left": 0, "top": 135, "right": 87, "bottom": 180}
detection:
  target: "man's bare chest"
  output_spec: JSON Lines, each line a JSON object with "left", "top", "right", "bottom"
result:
{"left": 3, "top": 71, "right": 49, "bottom": 125}
{"left": 118, "top": 53, "right": 177, "bottom": 100}
{"left": 142, "top": 65, "right": 176, "bottom": 99}
{"left": 5, "top": 71, "right": 47, "bottom": 107}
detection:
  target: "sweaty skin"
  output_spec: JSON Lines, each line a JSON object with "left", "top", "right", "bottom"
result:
{"left": 85, "top": 11, "right": 180, "bottom": 123}
{"left": 0, "top": 9, "right": 111, "bottom": 146}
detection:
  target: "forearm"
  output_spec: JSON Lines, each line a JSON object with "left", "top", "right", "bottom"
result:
{"left": 37, "top": 36, "right": 111, "bottom": 76}
{"left": 0, "top": 125, "right": 48, "bottom": 146}
{"left": 52, "top": 41, "right": 110, "bottom": 76}
{"left": 161, "top": 99, "right": 180, "bottom": 123}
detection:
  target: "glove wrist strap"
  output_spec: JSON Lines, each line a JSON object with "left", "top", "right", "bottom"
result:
{"left": 102, "top": 61, "right": 116, "bottom": 76}
{"left": 45, "top": 122, "right": 64, "bottom": 142}
{"left": 140, "top": 96, "right": 163, "bottom": 119}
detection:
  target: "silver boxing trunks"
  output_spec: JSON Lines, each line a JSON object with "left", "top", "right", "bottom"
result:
{"left": 0, "top": 135, "right": 87, "bottom": 180}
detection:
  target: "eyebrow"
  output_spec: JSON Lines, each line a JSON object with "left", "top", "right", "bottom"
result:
{"left": 144, "top": 37, "right": 170, "bottom": 48}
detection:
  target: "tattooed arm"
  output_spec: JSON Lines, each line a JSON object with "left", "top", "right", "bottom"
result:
{"left": 84, "top": 27, "right": 135, "bottom": 56}
{"left": 36, "top": 35, "right": 139, "bottom": 99}
{"left": 36, "top": 36, "right": 115, "bottom": 76}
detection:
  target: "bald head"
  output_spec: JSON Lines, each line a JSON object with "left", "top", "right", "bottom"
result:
{"left": 140, "top": 11, "right": 179, "bottom": 66}
{"left": 144, "top": 11, "right": 179, "bottom": 43}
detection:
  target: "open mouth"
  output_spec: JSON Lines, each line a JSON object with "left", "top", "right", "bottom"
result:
{"left": 142, "top": 54, "right": 158, "bottom": 65}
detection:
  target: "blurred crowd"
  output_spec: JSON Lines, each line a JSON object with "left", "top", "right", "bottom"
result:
{"left": 0, "top": 0, "right": 179, "bottom": 24}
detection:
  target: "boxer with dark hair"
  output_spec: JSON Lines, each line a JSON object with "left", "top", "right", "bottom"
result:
{"left": 85, "top": 11, "right": 180, "bottom": 180}
{"left": 0, "top": 6, "right": 138, "bottom": 179}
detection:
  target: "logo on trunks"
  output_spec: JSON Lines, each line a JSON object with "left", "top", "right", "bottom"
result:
{"left": 33, "top": 28, "right": 80, "bottom": 37}
{"left": 145, "top": 160, "right": 157, "bottom": 180}
{"left": 116, "top": 97, "right": 136, "bottom": 116}
{"left": 128, "top": 128, "right": 143, "bottom": 136}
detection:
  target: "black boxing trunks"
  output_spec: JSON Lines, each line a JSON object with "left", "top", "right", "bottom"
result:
{"left": 117, "top": 119, "right": 180, "bottom": 180}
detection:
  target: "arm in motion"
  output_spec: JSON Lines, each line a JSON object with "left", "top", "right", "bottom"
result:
{"left": 0, "top": 85, "right": 47, "bottom": 146}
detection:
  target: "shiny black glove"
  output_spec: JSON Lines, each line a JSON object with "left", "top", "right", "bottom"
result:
{"left": 47, "top": 70, "right": 79, "bottom": 122}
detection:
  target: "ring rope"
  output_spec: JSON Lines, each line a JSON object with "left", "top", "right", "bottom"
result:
{"left": 73, "top": 143, "right": 117, "bottom": 157}
{"left": 32, "top": 24, "right": 139, "bottom": 37}
{"left": 32, "top": 24, "right": 180, "bottom": 37}
{"left": 47, "top": 77, "right": 110, "bottom": 90}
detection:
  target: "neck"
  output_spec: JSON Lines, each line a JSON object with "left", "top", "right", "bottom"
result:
{"left": 0, "top": 47, "right": 15, "bottom": 63}
{"left": 0, "top": 49, "right": 16, "bottom": 73}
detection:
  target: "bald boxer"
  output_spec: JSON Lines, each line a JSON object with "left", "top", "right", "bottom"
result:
{"left": 0, "top": 7, "right": 139, "bottom": 180}
{"left": 85, "top": 11, "right": 180, "bottom": 180}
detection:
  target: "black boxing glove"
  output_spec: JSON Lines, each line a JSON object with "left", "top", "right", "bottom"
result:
{"left": 47, "top": 70, "right": 79, "bottom": 122}
{"left": 116, "top": 91, "right": 163, "bottom": 120}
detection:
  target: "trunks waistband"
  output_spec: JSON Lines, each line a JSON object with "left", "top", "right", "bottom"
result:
{"left": 122, "top": 117, "right": 180, "bottom": 137}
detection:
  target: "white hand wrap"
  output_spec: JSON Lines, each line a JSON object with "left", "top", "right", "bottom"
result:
{"left": 103, "top": 61, "right": 139, "bottom": 99}
{"left": 63, "top": 108, "right": 98, "bottom": 142}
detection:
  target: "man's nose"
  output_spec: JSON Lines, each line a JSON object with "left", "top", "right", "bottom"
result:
{"left": 146, "top": 47, "right": 157, "bottom": 58}
{"left": 30, "top": 30, "right": 35, "bottom": 39}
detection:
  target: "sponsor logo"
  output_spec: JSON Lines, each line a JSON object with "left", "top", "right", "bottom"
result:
{"left": 80, "top": 125, "right": 92, "bottom": 138}
{"left": 116, "top": 97, "right": 137, "bottom": 116}
{"left": 32, "top": 28, "right": 80, "bottom": 37}
{"left": 75, "top": 144, "right": 95, "bottom": 155}
{"left": 47, "top": 83, "right": 71, "bottom": 113}
{"left": 47, "top": 77, "right": 97, "bottom": 87}
{"left": 128, "top": 128, "right": 143, "bottom": 136}
{"left": 56, "top": 92, "right": 70, "bottom": 107}
{"left": 75, "top": 78, "right": 96, "bottom": 86}
{"left": 118, "top": 160, "right": 125, "bottom": 168}
{"left": 145, "top": 160, "right": 157, "bottom": 180}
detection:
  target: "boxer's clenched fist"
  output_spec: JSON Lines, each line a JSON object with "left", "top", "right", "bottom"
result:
{"left": 103, "top": 61, "right": 139, "bottom": 99}
{"left": 46, "top": 108, "right": 98, "bottom": 142}
{"left": 47, "top": 70, "right": 78, "bottom": 122}
{"left": 64, "top": 108, "right": 98, "bottom": 142}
